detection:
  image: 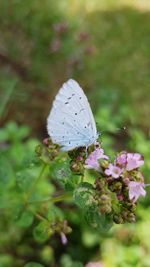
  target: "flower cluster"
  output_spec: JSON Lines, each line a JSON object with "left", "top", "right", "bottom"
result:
{"left": 40, "top": 138, "right": 148, "bottom": 230}
{"left": 85, "top": 149, "right": 146, "bottom": 203}
{"left": 83, "top": 146, "right": 147, "bottom": 224}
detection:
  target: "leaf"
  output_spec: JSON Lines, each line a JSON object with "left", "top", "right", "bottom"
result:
{"left": 33, "top": 221, "right": 50, "bottom": 243}
{"left": 47, "top": 206, "right": 64, "bottom": 221}
{"left": 15, "top": 210, "right": 34, "bottom": 228}
{"left": 73, "top": 182, "right": 95, "bottom": 209}
{"left": 16, "top": 170, "right": 33, "bottom": 192}
{"left": 49, "top": 157, "right": 79, "bottom": 190}
{"left": 11, "top": 203, "right": 34, "bottom": 227}
{"left": 85, "top": 206, "right": 113, "bottom": 233}
{"left": 0, "top": 155, "right": 14, "bottom": 188}
{"left": 74, "top": 183, "right": 113, "bottom": 232}
{"left": 24, "top": 262, "right": 44, "bottom": 267}
{"left": 5, "top": 121, "right": 29, "bottom": 142}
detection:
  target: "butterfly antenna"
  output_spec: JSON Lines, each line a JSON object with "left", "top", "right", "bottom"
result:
{"left": 98, "top": 126, "right": 127, "bottom": 135}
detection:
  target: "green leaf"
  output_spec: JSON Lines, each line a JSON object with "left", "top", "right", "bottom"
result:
{"left": 15, "top": 210, "right": 34, "bottom": 228}
{"left": 24, "top": 262, "right": 44, "bottom": 267}
{"left": 15, "top": 169, "right": 36, "bottom": 192}
{"left": 49, "top": 157, "right": 79, "bottom": 190}
{"left": 33, "top": 221, "right": 50, "bottom": 243}
{"left": 74, "top": 183, "right": 113, "bottom": 232}
{"left": 5, "top": 121, "right": 29, "bottom": 142}
{"left": 73, "top": 182, "right": 95, "bottom": 209}
{"left": 0, "top": 155, "right": 14, "bottom": 188}
{"left": 85, "top": 206, "right": 113, "bottom": 233}
{"left": 47, "top": 206, "right": 64, "bottom": 221}
{"left": 11, "top": 203, "right": 33, "bottom": 227}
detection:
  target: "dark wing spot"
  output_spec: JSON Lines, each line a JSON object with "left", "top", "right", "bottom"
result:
{"left": 72, "top": 93, "right": 75, "bottom": 96}
{"left": 62, "top": 122, "right": 64, "bottom": 125}
{"left": 75, "top": 113, "right": 77, "bottom": 115}
{"left": 84, "top": 126, "right": 87, "bottom": 128}
{"left": 68, "top": 97, "right": 71, "bottom": 100}
{"left": 69, "top": 141, "right": 71, "bottom": 144}
{"left": 62, "top": 136, "right": 64, "bottom": 138}
{"left": 79, "top": 97, "right": 82, "bottom": 99}
{"left": 65, "top": 102, "right": 69, "bottom": 105}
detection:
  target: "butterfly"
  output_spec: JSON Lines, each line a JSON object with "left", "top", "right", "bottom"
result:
{"left": 47, "top": 79, "right": 98, "bottom": 151}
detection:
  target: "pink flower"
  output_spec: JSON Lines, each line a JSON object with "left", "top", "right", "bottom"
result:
{"left": 116, "top": 152, "right": 127, "bottom": 167}
{"left": 128, "top": 181, "right": 146, "bottom": 202}
{"left": 60, "top": 233, "right": 67, "bottom": 245}
{"left": 126, "top": 153, "right": 144, "bottom": 171}
{"left": 85, "top": 262, "right": 104, "bottom": 267}
{"left": 117, "top": 193, "right": 124, "bottom": 201}
{"left": 105, "top": 163, "right": 122, "bottom": 179}
{"left": 50, "top": 38, "right": 61, "bottom": 53}
{"left": 85, "top": 148, "right": 108, "bottom": 171}
{"left": 76, "top": 32, "right": 89, "bottom": 42}
{"left": 53, "top": 22, "right": 68, "bottom": 34}
{"left": 43, "top": 138, "right": 49, "bottom": 145}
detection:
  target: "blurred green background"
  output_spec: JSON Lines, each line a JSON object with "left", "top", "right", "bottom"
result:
{"left": 0, "top": 0, "right": 150, "bottom": 267}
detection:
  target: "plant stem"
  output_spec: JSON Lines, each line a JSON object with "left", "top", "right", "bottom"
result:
{"left": 25, "top": 163, "right": 48, "bottom": 203}
{"left": 28, "top": 192, "right": 72, "bottom": 205}
{"left": 35, "top": 212, "right": 49, "bottom": 222}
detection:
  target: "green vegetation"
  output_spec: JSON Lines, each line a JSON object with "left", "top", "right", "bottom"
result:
{"left": 0, "top": 1, "right": 150, "bottom": 266}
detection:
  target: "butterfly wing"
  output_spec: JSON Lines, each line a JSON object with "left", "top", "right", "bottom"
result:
{"left": 47, "top": 79, "right": 97, "bottom": 151}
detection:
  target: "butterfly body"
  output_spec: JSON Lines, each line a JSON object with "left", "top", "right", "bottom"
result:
{"left": 47, "top": 79, "right": 98, "bottom": 151}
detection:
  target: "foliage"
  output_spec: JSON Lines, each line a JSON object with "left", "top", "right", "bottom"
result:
{"left": 0, "top": 0, "right": 150, "bottom": 133}
{"left": 0, "top": 115, "right": 150, "bottom": 267}
{"left": 0, "top": 1, "right": 150, "bottom": 266}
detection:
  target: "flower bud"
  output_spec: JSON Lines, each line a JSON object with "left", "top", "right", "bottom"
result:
{"left": 70, "top": 161, "right": 84, "bottom": 175}
{"left": 127, "top": 213, "right": 136, "bottom": 223}
{"left": 60, "top": 233, "right": 67, "bottom": 245}
{"left": 113, "top": 214, "right": 124, "bottom": 224}
{"left": 76, "top": 156, "right": 83, "bottom": 161}
{"left": 35, "top": 145, "right": 42, "bottom": 156}
{"left": 130, "top": 204, "right": 136, "bottom": 212}
{"left": 49, "top": 149, "right": 58, "bottom": 160}
{"left": 117, "top": 193, "right": 124, "bottom": 201}
{"left": 43, "top": 138, "right": 49, "bottom": 146}
{"left": 100, "top": 159, "right": 109, "bottom": 169}
{"left": 94, "top": 178, "right": 106, "bottom": 192}
{"left": 114, "top": 182, "right": 122, "bottom": 191}
{"left": 99, "top": 194, "right": 112, "bottom": 214}
{"left": 123, "top": 177, "right": 130, "bottom": 185}
{"left": 100, "top": 194, "right": 109, "bottom": 201}
{"left": 99, "top": 204, "right": 112, "bottom": 214}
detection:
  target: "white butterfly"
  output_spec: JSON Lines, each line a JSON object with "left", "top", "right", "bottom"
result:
{"left": 47, "top": 79, "right": 98, "bottom": 151}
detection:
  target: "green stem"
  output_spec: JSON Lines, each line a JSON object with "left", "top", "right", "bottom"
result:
{"left": 25, "top": 163, "right": 48, "bottom": 203}
{"left": 28, "top": 192, "right": 72, "bottom": 205}
{"left": 35, "top": 212, "right": 49, "bottom": 222}
{"left": 80, "top": 174, "right": 84, "bottom": 183}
